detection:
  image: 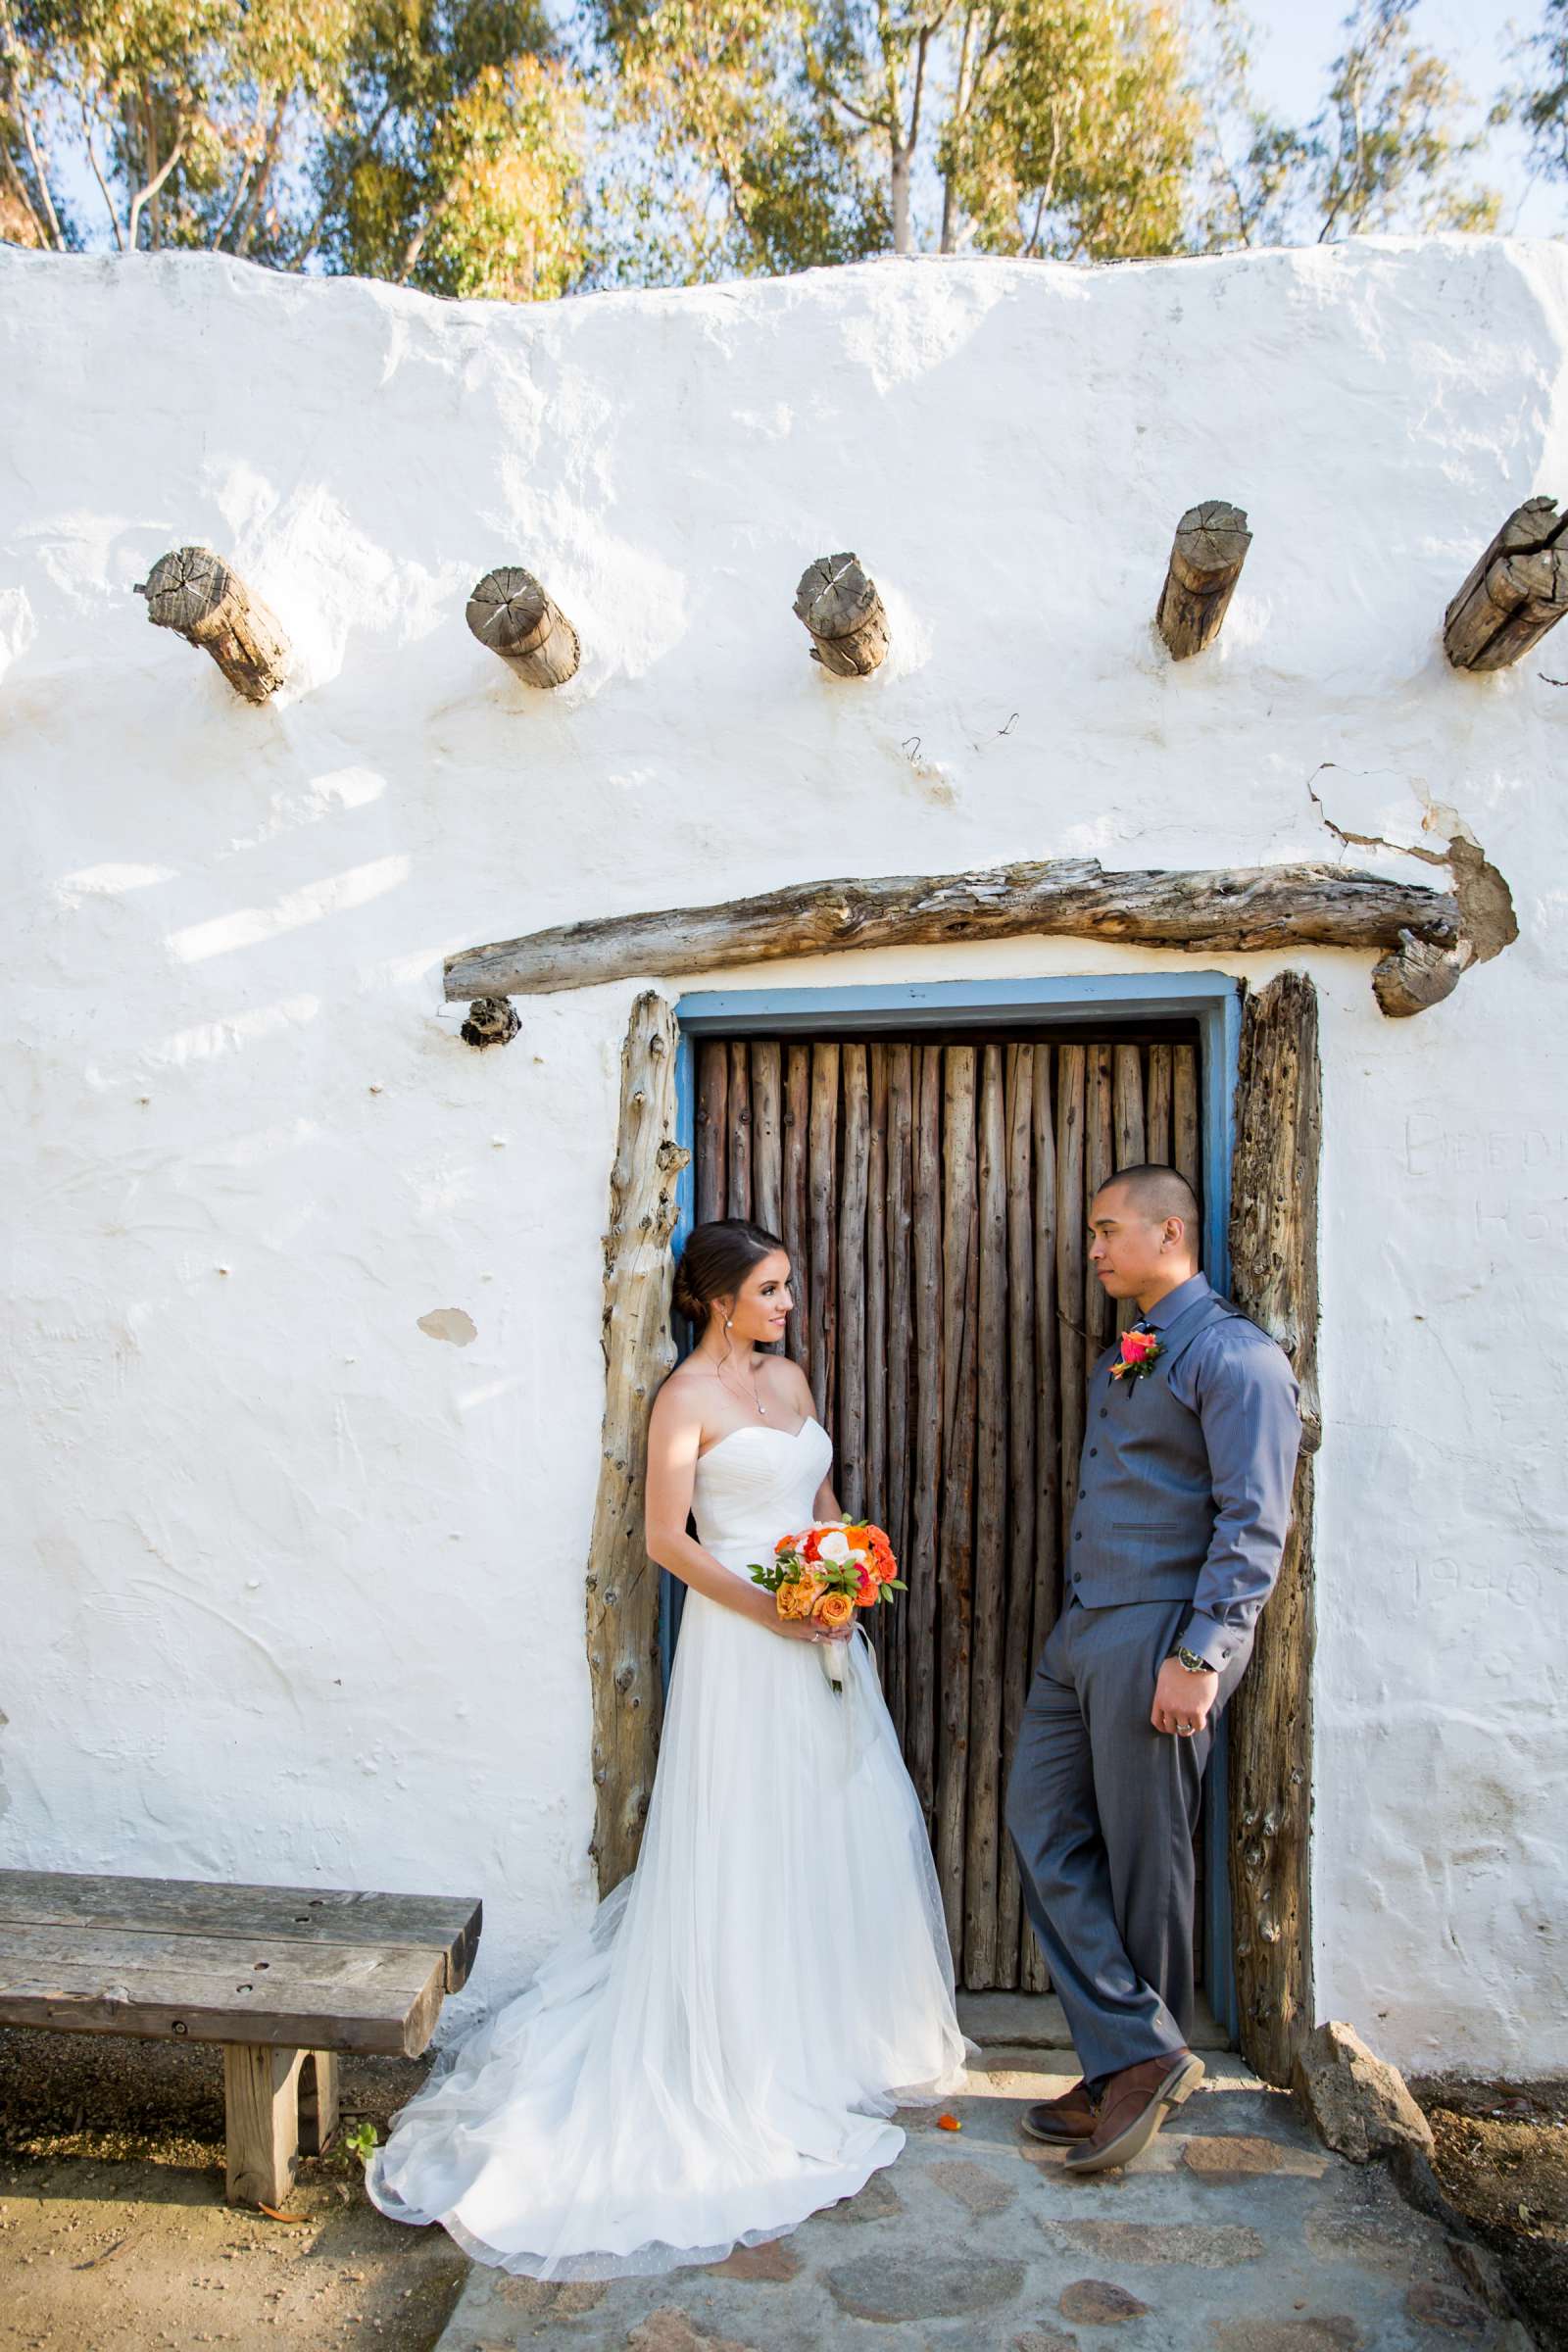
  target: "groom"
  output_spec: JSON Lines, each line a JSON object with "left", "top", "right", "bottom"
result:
{"left": 1004, "top": 1162, "right": 1302, "bottom": 2176}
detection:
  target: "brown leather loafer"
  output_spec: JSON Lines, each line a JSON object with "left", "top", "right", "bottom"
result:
{"left": 1019, "top": 2078, "right": 1101, "bottom": 2144}
{"left": 1062, "top": 2048, "right": 1204, "bottom": 2175}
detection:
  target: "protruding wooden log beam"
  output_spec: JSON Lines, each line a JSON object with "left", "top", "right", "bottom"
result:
{"left": 466, "top": 566, "right": 580, "bottom": 687}
{"left": 1155, "top": 500, "right": 1251, "bottom": 660}
{"left": 134, "top": 547, "right": 289, "bottom": 704}
{"left": 460, "top": 996, "right": 520, "bottom": 1050}
{"left": 444, "top": 858, "right": 1457, "bottom": 1003}
{"left": 793, "top": 553, "right": 889, "bottom": 676}
{"left": 1444, "top": 495, "right": 1568, "bottom": 671}
{"left": 1372, "top": 927, "right": 1475, "bottom": 1017}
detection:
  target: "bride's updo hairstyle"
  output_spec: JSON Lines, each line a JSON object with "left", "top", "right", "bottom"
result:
{"left": 672, "top": 1218, "right": 787, "bottom": 1331}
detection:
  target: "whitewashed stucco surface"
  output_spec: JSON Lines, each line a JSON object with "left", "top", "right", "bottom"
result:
{"left": 2, "top": 235, "right": 1564, "bottom": 2077}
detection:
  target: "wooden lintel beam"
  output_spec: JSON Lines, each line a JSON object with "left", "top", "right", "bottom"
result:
{"left": 444, "top": 858, "right": 1458, "bottom": 1003}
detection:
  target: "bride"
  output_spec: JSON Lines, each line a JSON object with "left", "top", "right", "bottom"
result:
{"left": 365, "top": 1216, "right": 974, "bottom": 2280}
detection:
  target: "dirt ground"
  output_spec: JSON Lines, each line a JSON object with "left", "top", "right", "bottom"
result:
{"left": 0, "top": 2027, "right": 466, "bottom": 2352}
{"left": 1410, "top": 2074, "right": 1568, "bottom": 2352}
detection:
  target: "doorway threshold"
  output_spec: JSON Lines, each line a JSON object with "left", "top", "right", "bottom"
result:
{"left": 958, "top": 1988, "right": 1231, "bottom": 2056}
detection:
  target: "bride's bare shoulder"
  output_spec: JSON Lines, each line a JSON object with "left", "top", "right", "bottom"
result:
{"left": 650, "top": 1360, "right": 709, "bottom": 1437}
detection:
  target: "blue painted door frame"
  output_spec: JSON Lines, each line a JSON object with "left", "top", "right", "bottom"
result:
{"left": 662, "top": 969, "right": 1245, "bottom": 2038}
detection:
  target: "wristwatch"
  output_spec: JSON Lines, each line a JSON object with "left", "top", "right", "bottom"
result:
{"left": 1173, "top": 1644, "right": 1217, "bottom": 1675}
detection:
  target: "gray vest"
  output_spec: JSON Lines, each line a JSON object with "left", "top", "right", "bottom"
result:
{"left": 1067, "top": 1287, "right": 1252, "bottom": 1609}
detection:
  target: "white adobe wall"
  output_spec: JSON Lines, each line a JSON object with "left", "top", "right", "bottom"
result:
{"left": 2, "top": 235, "right": 1563, "bottom": 2078}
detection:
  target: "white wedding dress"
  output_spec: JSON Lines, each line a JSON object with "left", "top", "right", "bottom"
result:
{"left": 365, "top": 1413, "right": 974, "bottom": 2280}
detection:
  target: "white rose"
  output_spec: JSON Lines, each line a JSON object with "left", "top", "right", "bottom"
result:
{"left": 816, "top": 1530, "right": 852, "bottom": 1562}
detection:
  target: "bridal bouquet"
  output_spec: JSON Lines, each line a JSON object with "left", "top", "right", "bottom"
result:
{"left": 749, "top": 1521, "right": 906, "bottom": 1694}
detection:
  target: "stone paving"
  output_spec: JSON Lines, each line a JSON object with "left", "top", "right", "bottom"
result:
{"left": 433, "top": 2055, "right": 1535, "bottom": 2352}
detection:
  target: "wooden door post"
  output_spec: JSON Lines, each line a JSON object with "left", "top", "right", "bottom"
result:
{"left": 1227, "top": 971, "right": 1321, "bottom": 2087}
{"left": 585, "top": 991, "right": 688, "bottom": 1895}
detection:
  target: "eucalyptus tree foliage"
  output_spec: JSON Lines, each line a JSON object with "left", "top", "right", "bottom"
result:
{"left": 1195, "top": 0, "right": 1498, "bottom": 251}
{"left": 585, "top": 0, "right": 889, "bottom": 283}
{"left": 0, "top": 0, "right": 587, "bottom": 297}
{"left": 1500, "top": 0, "right": 1568, "bottom": 191}
{"left": 0, "top": 0, "right": 1509, "bottom": 293}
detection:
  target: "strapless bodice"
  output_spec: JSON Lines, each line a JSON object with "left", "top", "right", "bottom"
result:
{"left": 690, "top": 1415, "right": 835, "bottom": 1575}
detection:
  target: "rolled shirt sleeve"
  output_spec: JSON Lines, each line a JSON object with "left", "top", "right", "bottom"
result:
{"left": 1177, "top": 1327, "right": 1303, "bottom": 1670}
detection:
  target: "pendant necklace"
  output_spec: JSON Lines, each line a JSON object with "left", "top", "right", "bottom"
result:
{"left": 707, "top": 1346, "right": 767, "bottom": 1417}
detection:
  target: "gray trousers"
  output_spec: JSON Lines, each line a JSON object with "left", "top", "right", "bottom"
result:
{"left": 1004, "top": 1592, "right": 1254, "bottom": 2091}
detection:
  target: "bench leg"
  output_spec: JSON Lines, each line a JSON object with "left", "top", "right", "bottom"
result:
{"left": 299, "top": 2050, "right": 340, "bottom": 2156}
{"left": 223, "top": 2043, "right": 304, "bottom": 2207}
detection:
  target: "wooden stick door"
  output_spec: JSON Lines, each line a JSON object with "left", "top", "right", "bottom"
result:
{"left": 690, "top": 1029, "right": 1201, "bottom": 1992}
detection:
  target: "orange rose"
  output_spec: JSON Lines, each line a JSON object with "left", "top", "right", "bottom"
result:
{"left": 855, "top": 1563, "right": 879, "bottom": 1606}
{"left": 776, "top": 1577, "right": 820, "bottom": 1621}
{"left": 813, "top": 1589, "right": 855, "bottom": 1631}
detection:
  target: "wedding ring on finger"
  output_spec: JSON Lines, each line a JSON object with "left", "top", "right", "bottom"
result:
{"left": 1177, "top": 1721, "right": 1195, "bottom": 1736}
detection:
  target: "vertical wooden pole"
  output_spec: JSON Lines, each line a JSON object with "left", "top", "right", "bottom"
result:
{"left": 885, "top": 1043, "right": 915, "bottom": 1747}
{"left": 727, "top": 1040, "right": 753, "bottom": 1220}
{"left": 864, "top": 1046, "right": 890, "bottom": 1685}
{"left": 1173, "top": 1044, "right": 1200, "bottom": 1196}
{"left": 1022, "top": 1043, "right": 1059, "bottom": 1991}
{"left": 751, "top": 1041, "right": 782, "bottom": 1240}
{"left": 838, "top": 1044, "right": 870, "bottom": 1519}
{"left": 908, "top": 1045, "right": 944, "bottom": 1828}
{"left": 936, "top": 1046, "right": 979, "bottom": 1963}
{"left": 696, "top": 1042, "right": 727, "bottom": 1224}
{"left": 961, "top": 1043, "right": 1005, "bottom": 1987}
{"left": 782, "top": 1044, "right": 810, "bottom": 1368}
{"left": 997, "top": 1042, "right": 1036, "bottom": 1988}
{"left": 1054, "top": 1045, "right": 1087, "bottom": 1562}
{"left": 1147, "top": 1042, "right": 1173, "bottom": 1166}
{"left": 1228, "top": 973, "right": 1320, "bottom": 2087}
{"left": 1084, "top": 1042, "right": 1114, "bottom": 1374}
{"left": 808, "top": 1045, "right": 840, "bottom": 1429}
{"left": 587, "top": 993, "right": 687, "bottom": 1891}
{"left": 1112, "top": 1042, "right": 1148, "bottom": 1337}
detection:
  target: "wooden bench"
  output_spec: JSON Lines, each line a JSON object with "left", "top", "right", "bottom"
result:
{"left": 0, "top": 1869, "right": 482, "bottom": 2206}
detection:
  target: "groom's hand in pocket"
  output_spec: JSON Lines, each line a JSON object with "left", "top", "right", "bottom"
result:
{"left": 1151, "top": 1656, "right": 1219, "bottom": 1737}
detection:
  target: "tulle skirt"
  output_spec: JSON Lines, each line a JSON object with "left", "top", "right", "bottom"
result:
{"left": 364, "top": 1583, "right": 974, "bottom": 2280}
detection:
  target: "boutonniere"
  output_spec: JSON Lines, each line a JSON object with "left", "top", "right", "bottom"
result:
{"left": 1110, "top": 1328, "right": 1163, "bottom": 1389}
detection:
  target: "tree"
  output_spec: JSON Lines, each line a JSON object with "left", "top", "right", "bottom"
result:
{"left": 1502, "top": 0, "right": 1568, "bottom": 191}
{"left": 586, "top": 1, "right": 887, "bottom": 284}
{"left": 299, "top": 0, "right": 585, "bottom": 296}
{"left": 1196, "top": 0, "right": 1499, "bottom": 251}
{"left": 937, "top": 0, "right": 1199, "bottom": 261}
{"left": 1, "top": 0, "right": 590, "bottom": 293}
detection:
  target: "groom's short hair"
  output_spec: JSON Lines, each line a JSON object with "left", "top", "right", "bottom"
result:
{"left": 1094, "top": 1163, "right": 1200, "bottom": 1233}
